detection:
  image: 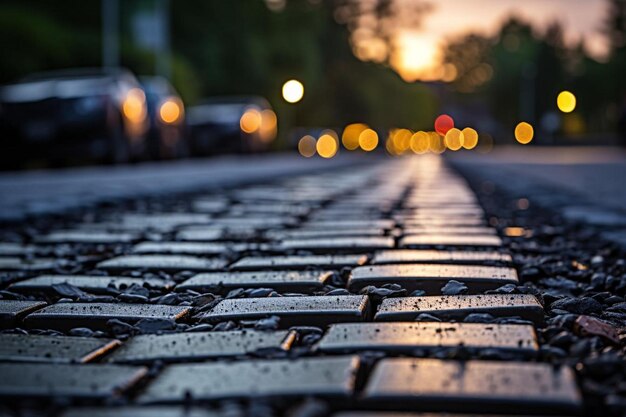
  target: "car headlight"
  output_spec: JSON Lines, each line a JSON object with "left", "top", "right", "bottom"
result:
{"left": 159, "top": 97, "right": 184, "bottom": 125}
{"left": 122, "top": 88, "right": 147, "bottom": 123}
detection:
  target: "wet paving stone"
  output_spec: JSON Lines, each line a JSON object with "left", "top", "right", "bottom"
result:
{"left": 9, "top": 275, "right": 174, "bottom": 295}
{"left": 372, "top": 250, "right": 512, "bottom": 265}
{"left": 0, "top": 257, "right": 58, "bottom": 271}
{"left": 0, "top": 300, "right": 47, "bottom": 327}
{"left": 279, "top": 237, "right": 395, "bottom": 252}
{"left": 24, "top": 303, "right": 191, "bottom": 331}
{"left": 138, "top": 355, "right": 360, "bottom": 403}
{"left": 176, "top": 228, "right": 227, "bottom": 241}
{"left": 108, "top": 330, "right": 295, "bottom": 364}
{"left": 0, "top": 334, "right": 121, "bottom": 363}
{"left": 97, "top": 255, "right": 228, "bottom": 271}
{"left": 265, "top": 228, "right": 387, "bottom": 240}
{"left": 192, "top": 198, "right": 230, "bottom": 214}
{"left": 35, "top": 231, "right": 138, "bottom": 244}
{"left": 132, "top": 242, "right": 246, "bottom": 255}
{"left": 400, "top": 235, "right": 503, "bottom": 248}
{"left": 401, "top": 226, "right": 497, "bottom": 235}
{"left": 299, "top": 220, "right": 396, "bottom": 230}
{"left": 401, "top": 217, "right": 486, "bottom": 227}
{"left": 349, "top": 264, "right": 518, "bottom": 293}
{"left": 177, "top": 270, "right": 332, "bottom": 292}
{"left": 230, "top": 254, "right": 368, "bottom": 271}
{"left": 375, "top": 295, "right": 544, "bottom": 324}
{"left": 0, "top": 242, "right": 35, "bottom": 256}
{"left": 362, "top": 358, "right": 581, "bottom": 414}
{"left": 119, "top": 213, "right": 213, "bottom": 231}
{"left": 61, "top": 406, "right": 224, "bottom": 417}
{"left": 0, "top": 363, "right": 147, "bottom": 399}
{"left": 202, "top": 295, "right": 369, "bottom": 327}
{"left": 316, "top": 322, "right": 538, "bottom": 355}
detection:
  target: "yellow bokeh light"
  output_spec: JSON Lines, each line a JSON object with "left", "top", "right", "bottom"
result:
{"left": 259, "top": 109, "right": 278, "bottom": 143}
{"left": 392, "top": 128, "right": 412, "bottom": 153}
{"left": 444, "top": 128, "right": 464, "bottom": 151}
{"left": 515, "top": 122, "right": 534, "bottom": 144}
{"left": 282, "top": 79, "right": 304, "bottom": 103}
{"left": 461, "top": 127, "right": 478, "bottom": 149}
{"left": 342, "top": 123, "right": 368, "bottom": 150}
{"left": 122, "top": 88, "right": 147, "bottom": 123}
{"left": 557, "top": 91, "right": 576, "bottom": 113}
{"left": 298, "top": 135, "right": 317, "bottom": 157}
{"left": 240, "top": 108, "right": 262, "bottom": 133}
{"left": 358, "top": 128, "right": 379, "bottom": 151}
{"left": 316, "top": 134, "right": 338, "bottom": 158}
{"left": 159, "top": 99, "right": 183, "bottom": 124}
{"left": 428, "top": 131, "right": 446, "bottom": 154}
{"left": 410, "top": 131, "right": 429, "bottom": 154}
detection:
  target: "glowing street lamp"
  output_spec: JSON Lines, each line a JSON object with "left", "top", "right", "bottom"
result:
{"left": 557, "top": 90, "right": 576, "bottom": 113}
{"left": 282, "top": 79, "right": 304, "bottom": 104}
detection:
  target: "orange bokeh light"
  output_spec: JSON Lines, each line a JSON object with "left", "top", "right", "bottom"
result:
{"left": 434, "top": 114, "right": 454, "bottom": 136}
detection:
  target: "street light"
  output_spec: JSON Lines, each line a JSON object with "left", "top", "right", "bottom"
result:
{"left": 282, "top": 79, "right": 304, "bottom": 104}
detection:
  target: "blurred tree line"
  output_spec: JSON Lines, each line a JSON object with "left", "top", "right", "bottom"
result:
{"left": 442, "top": 0, "right": 626, "bottom": 143}
{"left": 0, "top": 0, "right": 436, "bottom": 133}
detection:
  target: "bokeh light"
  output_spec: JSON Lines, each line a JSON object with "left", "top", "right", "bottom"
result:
{"left": 391, "top": 128, "right": 412, "bottom": 153}
{"left": 122, "top": 88, "right": 147, "bottom": 123}
{"left": 342, "top": 123, "right": 368, "bottom": 150}
{"left": 317, "top": 133, "right": 339, "bottom": 158}
{"left": 159, "top": 98, "right": 183, "bottom": 124}
{"left": 240, "top": 108, "right": 262, "bottom": 133}
{"left": 434, "top": 114, "right": 454, "bottom": 136}
{"left": 514, "top": 122, "right": 534, "bottom": 144}
{"left": 282, "top": 79, "right": 304, "bottom": 103}
{"left": 259, "top": 109, "right": 278, "bottom": 143}
{"left": 298, "top": 135, "right": 317, "bottom": 157}
{"left": 410, "top": 131, "right": 429, "bottom": 154}
{"left": 557, "top": 91, "right": 576, "bottom": 113}
{"left": 358, "top": 128, "right": 379, "bottom": 151}
{"left": 428, "top": 131, "right": 446, "bottom": 154}
{"left": 444, "top": 128, "right": 464, "bottom": 151}
{"left": 461, "top": 127, "right": 478, "bottom": 149}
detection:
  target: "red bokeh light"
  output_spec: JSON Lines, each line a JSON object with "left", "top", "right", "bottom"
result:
{"left": 434, "top": 114, "right": 455, "bottom": 136}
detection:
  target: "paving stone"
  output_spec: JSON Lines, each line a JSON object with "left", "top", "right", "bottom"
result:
{"left": 0, "top": 300, "right": 47, "bottom": 327}
{"left": 0, "top": 257, "right": 58, "bottom": 271}
{"left": 177, "top": 271, "right": 332, "bottom": 292}
{"left": 211, "top": 217, "right": 296, "bottom": 228}
{"left": 202, "top": 295, "right": 369, "bottom": 326}
{"left": 139, "top": 356, "right": 360, "bottom": 403}
{"left": 362, "top": 358, "right": 581, "bottom": 414}
{"left": 0, "top": 333, "right": 121, "bottom": 363}
{"left": 349, "top": 264, "right": 518, "bottom": 293}
{"left": 375, "top": 295, "right": 544, "bottom": 324}
{"left": 119, "top": 213, "right": 213, "bottom": 231}
{"left": 61, "top": 407, "right": 223, "bottom": 417}
{"left": 372, "top": 250, "right": 511, "bottom": 265}
{"left": 299, "top": 220, "right": 396, "bottom": 230}
{"left": 108, "top": 330, "right": 295, "bottom": 364}
{"left": 9, "top": 275, "right": 174, "bottom": 294}
{"left": 316, "top": 322, "right": 537, "bottom": 354}
{"left": 24, "top": 303, "right": 191, "bottom": 331}
{"left": 176, "top": 228, "right": 226, "bottom": 241}
{"left": 400, "top": 235, "right": 503, "bottom": 248}
{"left": 97, "top": 255, "right": 228, "bottom": 271}
{"left": 230, "top": 255, "right": 368, "bottom": 271}
{"left": 132, "top": 242, "right": 246, "bottom": 255}
{"left": 402, "top": 216, "right": 485, "bottom": 225}
{"left": 401, "top": 227, "right": 497, "bottom": 235}
{"left": 0, "top": 363, "right": 147, "bottom": 399}
{"left": 266, "top": 228, "right": 387, "bottom": 240}
{"left": 36, "top": 231, "right": 138, "bottom": 244}
{"left": 279, "top": 237, "right": 395, "bottom": 252}
{"left": 229, "top": 203, "right": 311, "bottom": 216}
{"left": 192, "top": 198, "right": 230, "bottom": 213}
{"left": 0, "top": 242, "right": 35, "bottom": 256}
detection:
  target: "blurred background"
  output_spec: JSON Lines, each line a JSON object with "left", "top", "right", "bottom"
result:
{"left": 0, "top": 0, "right": 625, "bottom": 168}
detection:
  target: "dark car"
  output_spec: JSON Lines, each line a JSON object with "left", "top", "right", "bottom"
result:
{"left": 0, "top": 67, "right": 149, "bottom": 168}
{"left": 186, "top": 96, "right": 277, "bottom": 155}
{"left": 140, "top": 76, "right": 187, "bottom": 159}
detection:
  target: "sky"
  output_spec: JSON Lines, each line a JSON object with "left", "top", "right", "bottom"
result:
{"left": 390, "top": 0, "right": 610, "bottom": 81}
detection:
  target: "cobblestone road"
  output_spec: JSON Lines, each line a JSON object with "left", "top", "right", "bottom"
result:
{"left": 1, "top": 153, "right": 624, "bottom": 416}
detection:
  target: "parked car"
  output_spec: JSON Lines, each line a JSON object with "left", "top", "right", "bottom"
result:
{"left": 0, "top": 67, "right": 149, "bottom": 168}
{"left": 140, "top": 76, "right": 187, "bottom": 159}
{"left": 186, "top": 96, "right": 277, "bottom": 155}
